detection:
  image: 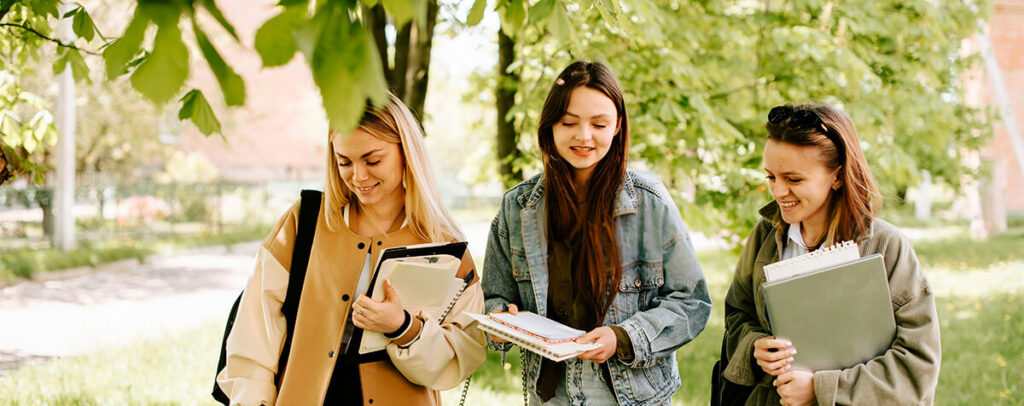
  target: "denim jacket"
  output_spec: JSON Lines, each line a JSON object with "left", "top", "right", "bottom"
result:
{"left": 483, "top": 169, "right": 712, "bottom": 405}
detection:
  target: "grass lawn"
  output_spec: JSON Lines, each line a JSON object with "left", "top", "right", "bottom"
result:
{"left": 1, "top": 225, "right": 1021, "bottom": 405}
{"left": 0, "top": 224, "right": 272, "bottom": 280}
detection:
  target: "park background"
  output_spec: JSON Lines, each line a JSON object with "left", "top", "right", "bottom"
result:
{"left": 1, "top": 0, "right": 1023, "bottom": 404}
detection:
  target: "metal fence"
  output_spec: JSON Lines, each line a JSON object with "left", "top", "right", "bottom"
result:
{"left": 0, "top": 179, "right": 320, "bottom": 251}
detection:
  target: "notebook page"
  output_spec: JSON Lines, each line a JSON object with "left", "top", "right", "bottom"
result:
{"left": 763, "top": 240, "right": 860, "bottom": 282}
{"left": 360, "top": 255, "right": 462, "bottom": 353}
{"left": 488, "top": 312, "right": 586, "bottom": 342}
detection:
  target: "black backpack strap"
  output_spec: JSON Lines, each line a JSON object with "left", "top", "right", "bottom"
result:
{"left": 277, "top": 189, "right": 322, "bottom": 376}
{"left": 213, "top": 190, "right": 322, "bottom": 404}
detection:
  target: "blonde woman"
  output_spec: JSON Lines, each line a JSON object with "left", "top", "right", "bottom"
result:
{"left": 217, "top": 94, "right": 486, "bottom": 405}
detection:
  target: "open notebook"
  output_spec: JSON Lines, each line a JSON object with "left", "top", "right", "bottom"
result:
{"left": 359, "top": 243, "right": 473, "bottom": 354}
{"left": 468, "top": 312, "right": 601, "bottom": 362}
{"left": 762, "top": 240, "right": 896, "bottom": 371}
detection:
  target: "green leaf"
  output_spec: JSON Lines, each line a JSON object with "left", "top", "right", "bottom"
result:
{"left": 254, "top": 7, "right": 304, "bottom": 67}
{"left": 62, "top": 7, "right": 80, "bottom": 19}
{"left": 193, "top": 20, "right": 245, "bottom": 106}
{"left": 310, "top": 9, "right": 387, "bottom": 135}
{"left": 72, "top": 8, "right": 97, "bottom": 42}
{"left": 361, "top": 0, "right": 379, "bottom": 8}
{"left": 103, "top": 6, "right": 149, "bottom": 79}
{"left": 382, "top": 0, "right": 415, "bottom": 29}
{"left": 547, "top": 1, "right": 571, "bottom": 43}
{"left": 528, "top": 0, "right": 553, "bottom": 24}
{"left": 53, "top": 48, "right": 89, "bottom": 82}
{"left": 198, "top": 0, "right": 239, "bottom": 41}
{"left": 466, "top": 0, "right": 486, "bottom": 26}
{"left": 499, "top": 0, "right": 525, "bottom": 36}
{"left": 178, "top": 89, "right": 222, "bottom": 136}
{"left": 130, "top": 6, "right": 189, "bottom": 105}
{"left": 29, "top": 0, "right": 59, "bottom": 18}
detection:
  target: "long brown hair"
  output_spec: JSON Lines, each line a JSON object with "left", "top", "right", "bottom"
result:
{"left": 538, "top": 61, "right": 628, "bottom": 323}
{"left": 765, "top": 103, "right": 880, "bottom": 246}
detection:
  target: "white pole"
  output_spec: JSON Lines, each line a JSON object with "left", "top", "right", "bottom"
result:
{"left": 53, "top": 1, "right": 77, "bottom": 250}
{"left": 915, "top": 170, "right": 932, "bottom": 221}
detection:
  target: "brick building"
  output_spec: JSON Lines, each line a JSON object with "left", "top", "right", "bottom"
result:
{"left": 974, "top": 0, "right": 1024, "bottom": 215}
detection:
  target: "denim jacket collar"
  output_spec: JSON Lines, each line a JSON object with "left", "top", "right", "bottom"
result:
{"left": 517, "top": 173, "right": 639, "bottom": 217}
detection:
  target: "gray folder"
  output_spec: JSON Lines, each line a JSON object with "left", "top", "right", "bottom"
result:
{"left": 762, "top": 254, "right": 896, "bottom": 371}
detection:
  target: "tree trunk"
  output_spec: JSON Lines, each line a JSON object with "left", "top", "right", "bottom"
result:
{"left": 496, "top": 29, "right": 522, "bottom": 188}
{"left": 364, "top": 3, "right": 390, "bottom": 81}
{"left": 38, "top": 188, "right": 54, "bottom": 239}
{"left": 392, "top": 23, "right": 412, "bottom": 98}
{"left": 0, "top": 147, "right": 10, "bottom": 186}
{"left": 405, "top": 0, "right": 438, "bottom": 122}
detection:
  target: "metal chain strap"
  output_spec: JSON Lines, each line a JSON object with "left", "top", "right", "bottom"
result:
{"left": 521, "top": 347, "right": 529, "bottom": 406}
{"left": 458, "top": 374, "right": 472, "bottom": 406}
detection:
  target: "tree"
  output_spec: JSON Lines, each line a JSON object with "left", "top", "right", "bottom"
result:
{"left": 1, "top": 0, "right": 594, "bottom": 185}
{"left": 500, "top": 0, "right": 990, "bottom": 237}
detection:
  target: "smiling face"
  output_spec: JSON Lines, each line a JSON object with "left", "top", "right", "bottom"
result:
{"left": 331, "top": 129, "right": 405, "bottom": 209}
{"left": 552, "top": 86, "right": 619, "bottom": 183}
{"left": 763, "top": 139, "right": 842, "bottom": 232}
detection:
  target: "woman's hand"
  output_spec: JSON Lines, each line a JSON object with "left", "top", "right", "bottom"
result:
{"left": 753, "top": 336, "right": 796, "bottom": 376}
{"left": 352, "top": 279, "right": 406, "bottom": 334}
{"left": 487, "top": 303, "right": 519, "bottom": 344}
{"left": 775, "top": 369, "right": 815, "bottom": 406}
{"left": 575, "top": 326, "right": 617, "bottom": 363}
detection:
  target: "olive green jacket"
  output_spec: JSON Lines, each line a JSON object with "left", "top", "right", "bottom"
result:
{"left": 722, "top": 202, "right": 941, "bottom": 405}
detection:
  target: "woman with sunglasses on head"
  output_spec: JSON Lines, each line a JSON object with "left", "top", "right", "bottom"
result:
{"left": 482, "top": 61, "right": 712, "bottom": 405}
{"left": 716, "top": 104, "right": 940, "bottom": 406}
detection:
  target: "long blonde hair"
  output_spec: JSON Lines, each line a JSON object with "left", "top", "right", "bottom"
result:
{"left": 324, "top": 93, "right": 463, "bottom": 243}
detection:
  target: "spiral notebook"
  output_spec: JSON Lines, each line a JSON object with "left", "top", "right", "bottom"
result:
{"left": 468, "top": 312, "right": 601, "bottom": 362}
{"left": 359, "top": 242, "right": 473, "bottom": 354}
{"left": 762, "top": 241, "right": 896, "bottom": 371}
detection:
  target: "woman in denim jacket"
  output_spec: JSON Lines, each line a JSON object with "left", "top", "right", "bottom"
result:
{"left": 482, "top": 61, "right": 712, "bottom": 405}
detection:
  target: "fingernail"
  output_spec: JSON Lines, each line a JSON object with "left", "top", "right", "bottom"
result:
{"left": 791, "top": 349, "right": 798, "bottom": 355}
{"left": 785, "top": 341, "right": 791, "bottom": 346}
{"left": 787, "top": 357, "right": 794, "bottom": 362}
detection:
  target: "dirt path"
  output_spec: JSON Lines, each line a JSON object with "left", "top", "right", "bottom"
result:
{"left": 0, "top": 242, "right": 259, "bottom": 376}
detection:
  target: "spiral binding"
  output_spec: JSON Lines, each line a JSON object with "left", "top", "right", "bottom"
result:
{"left": 763, "top": 240, "right": 859, "bottom": 282}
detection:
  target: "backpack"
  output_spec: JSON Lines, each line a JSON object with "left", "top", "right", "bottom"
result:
{"left": 212, "top": 189, "right": 322, "bottom": 405}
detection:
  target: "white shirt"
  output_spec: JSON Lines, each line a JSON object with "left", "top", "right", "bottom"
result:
{"left": 781, "top": 222, "right": 811, "bottom": 260}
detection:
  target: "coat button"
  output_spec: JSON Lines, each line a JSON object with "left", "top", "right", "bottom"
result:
{"left": 512, "top": 268, "right": 520, "bottom": 277}
{"left": 634, "top": 278, "right": 642, "bottom": 287}
{"left": 341, "top": 294, "right": 350, "bottom": 302}
{"left": 377, "top": 240, "right": 382, "bottom": 246}
{"left": 357, "top": 242, "right": 365, "bottom": 249}
{"left": 328, "top": 350, "right": 334, "bottom": 358}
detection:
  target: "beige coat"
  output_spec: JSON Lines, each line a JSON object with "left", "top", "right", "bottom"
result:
{"left": 722, "top": 202, "right": 941, "bottom": 405}
{"left": 216, "top": 198, "right": 487, "bottom": 405}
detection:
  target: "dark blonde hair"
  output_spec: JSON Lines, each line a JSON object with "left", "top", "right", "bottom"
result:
{"left": 325, "top": 93, "right": 462, "bottom": 243}
{"left": 765, "top": 103, "right": 881, "bottom": 247}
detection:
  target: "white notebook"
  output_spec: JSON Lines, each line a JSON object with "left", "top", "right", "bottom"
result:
{"left": 763, "top": 240, "right": 860, "bottom": 282}
{"left": 359, "top": 254, "right": 469, "bottom": 354}
{"left": 468, "top": 312, "right": 601, "bottom": 362}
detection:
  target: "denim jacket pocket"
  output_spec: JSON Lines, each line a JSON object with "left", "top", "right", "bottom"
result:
{"left": 615, "top": 261, "right": 665, "bottom": 317}
{"left": 510, "top": 248, "right": 535, "bottom": 310}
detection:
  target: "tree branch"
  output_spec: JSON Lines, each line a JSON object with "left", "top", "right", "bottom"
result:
{"left": 0, "top": 23, "right": 102, "bottom": 56}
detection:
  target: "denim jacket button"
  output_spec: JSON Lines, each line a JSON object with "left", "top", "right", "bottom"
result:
{"left": 513, "top": 268, "right": 520, "bottom": 277}
{"left": 634, "top": 278, "right": 642, "bottom": 287}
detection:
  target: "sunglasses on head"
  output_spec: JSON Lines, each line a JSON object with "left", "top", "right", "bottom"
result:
{"left": 768, "top": 105, "right": 846, "bottom": 162}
